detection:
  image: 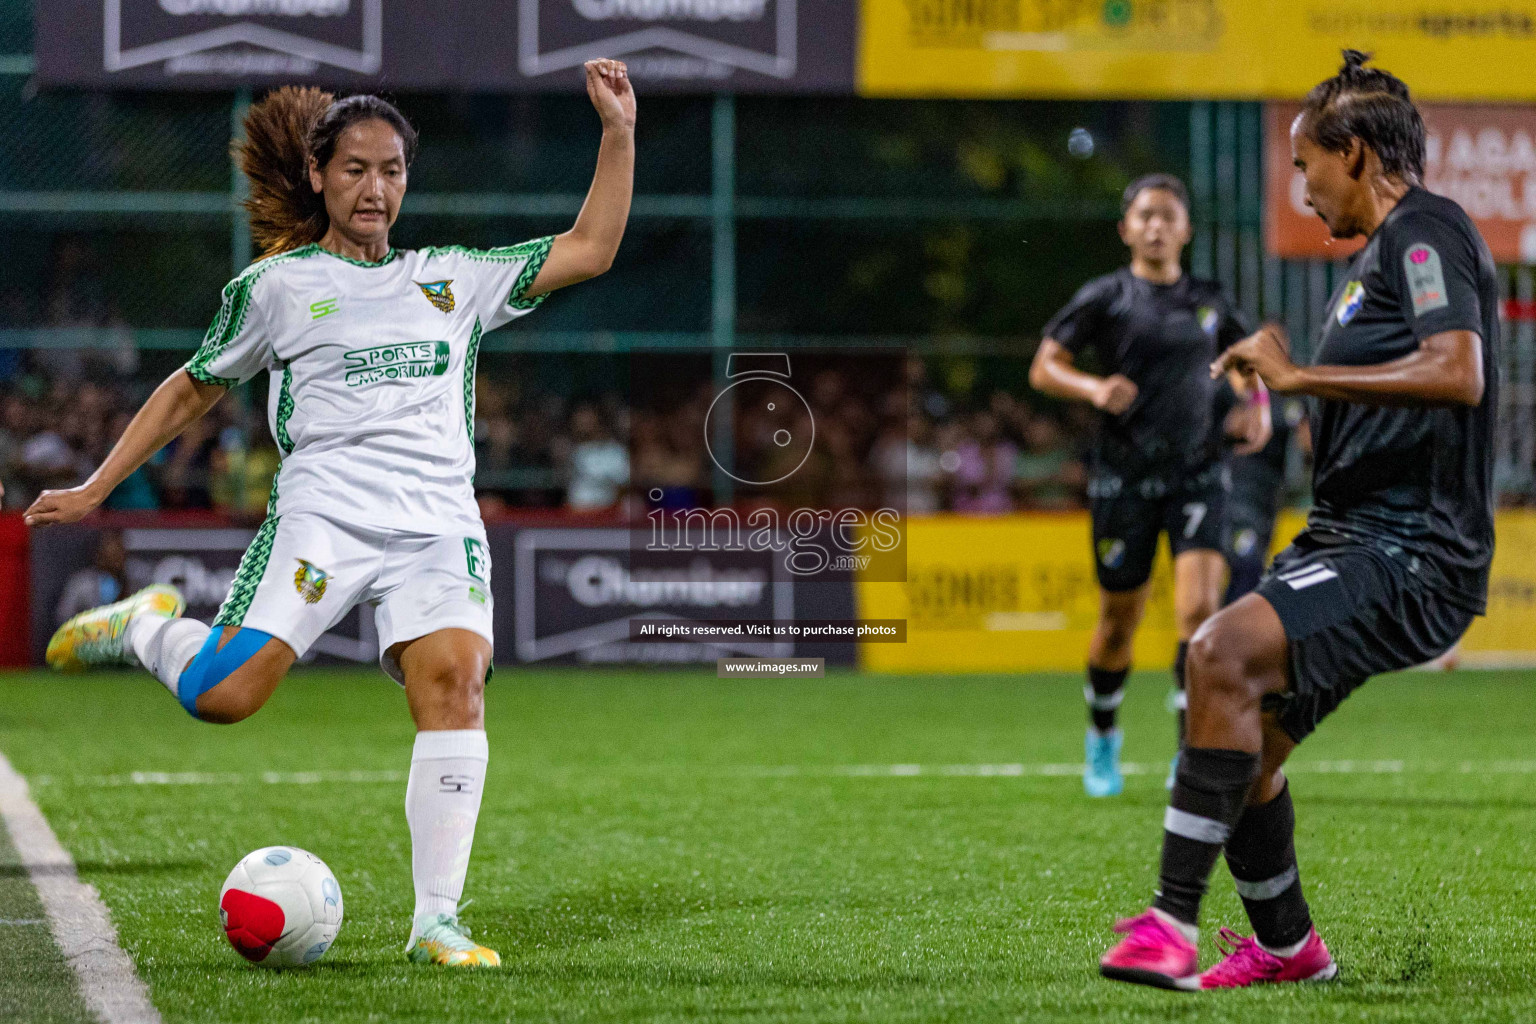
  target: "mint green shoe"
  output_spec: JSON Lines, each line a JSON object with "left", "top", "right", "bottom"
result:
{"left": 1084, "top": 727, "right": 1124, "bottom": 797}
{"left": 405, "top": 910, "right": 501, "bottom": 967}
{"left": 46, "top": 583, "right": 185, "bottom": 672}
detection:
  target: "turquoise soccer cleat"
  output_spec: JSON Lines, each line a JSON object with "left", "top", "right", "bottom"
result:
{"left": 1084, "top": 727, "right": 1124, "bottom": 797}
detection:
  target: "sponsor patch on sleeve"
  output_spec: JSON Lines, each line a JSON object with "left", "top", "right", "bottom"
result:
{"left": 1404, "top": 244, "right": 1449, "bottom": 316}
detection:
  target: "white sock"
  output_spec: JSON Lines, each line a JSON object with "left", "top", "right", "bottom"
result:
{"left": 405, "top": 729, "right": 489, "bottom": 924}
{"left": 1260, "top": 934, "right": 1310, "bottom": 958}
{"left": 1152, "top": 907, "right": 1199, "bottom": 945}
{"left": 126, "top": 616, "right": 211, "bottom": 696}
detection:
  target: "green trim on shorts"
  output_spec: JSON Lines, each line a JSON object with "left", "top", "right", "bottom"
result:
{"left": 215, "top": 515, "right": 280, "bottom": 628}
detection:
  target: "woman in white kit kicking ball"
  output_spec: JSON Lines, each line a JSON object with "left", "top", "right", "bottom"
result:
{"left": 28, "top": 59, "right": 636, "bottom": 967}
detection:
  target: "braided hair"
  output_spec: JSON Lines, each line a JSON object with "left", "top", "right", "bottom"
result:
{"left": 1298, "top": 49, "right": 1425, "bottom": 183}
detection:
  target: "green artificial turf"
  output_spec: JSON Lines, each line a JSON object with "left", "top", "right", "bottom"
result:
{"left": 1, "top": 667, "right": 1534, "bottom": 1023}
{"left": 0, "top": 809, "right": 94, "bottom": 1024}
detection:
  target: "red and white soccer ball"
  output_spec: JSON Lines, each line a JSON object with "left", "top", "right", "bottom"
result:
{"left": 219, "top": 846, "right": 343, "bottom": 968}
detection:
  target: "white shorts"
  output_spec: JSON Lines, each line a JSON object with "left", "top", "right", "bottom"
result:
{"left": 214, "top": 511, "right": 494, "bottom": 684}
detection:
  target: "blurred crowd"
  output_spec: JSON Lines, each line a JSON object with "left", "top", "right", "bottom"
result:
{"left": 0, "top": 373, "right": 282, "bottom": 516}
{"left": 471, "top": 356, "right": 1088, "bottom": 516}
{"left": 1, "top": 355, "right": 1091, "bottom": 517}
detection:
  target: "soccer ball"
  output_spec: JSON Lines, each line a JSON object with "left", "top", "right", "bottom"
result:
{"left": 219, "top": 846, "right": 343, "bottom": 968}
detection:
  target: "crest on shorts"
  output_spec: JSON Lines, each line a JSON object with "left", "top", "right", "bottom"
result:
{"left": 1097, "top": 538, "right": 1126, "bottom": 569}
{"left": 415, "top": 280, "right": 455, "bottom": 313}
{"left": 293, "top": 559, "right": 330, "bottom": 605}
{"left": 1335, "top": 280, "right": 1366, "bottom": 326}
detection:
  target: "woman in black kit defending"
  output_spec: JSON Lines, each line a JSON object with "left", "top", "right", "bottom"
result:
{"left": 1100, "top": 51, "right": 1497, "bottom": 992}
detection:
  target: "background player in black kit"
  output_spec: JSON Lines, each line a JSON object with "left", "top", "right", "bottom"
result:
{"left": 1031, "top": 174, "right": 1269, "bottom": 798}
{"left": 1100, "top": 52, "right": 1498, "bottom": 991}
{"left": 1224, "top": 396, "right": 1307, "bottom": 602}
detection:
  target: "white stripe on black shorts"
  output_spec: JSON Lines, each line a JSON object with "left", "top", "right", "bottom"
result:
{"left": 1255, "top": 532, "right": 1474, "bottom": 742}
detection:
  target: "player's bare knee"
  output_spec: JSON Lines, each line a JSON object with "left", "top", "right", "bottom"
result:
{"left": 1186, "top": 622, "right": 1262, "bottom": 709}
{"left": 1096, "top": 607, "right": 1140, "bottom": 653}
{"left": 1175, "top": 597, "right": 1218, "bottom": 639}
{"left": 421, "top": 656, "right": 485, "bottom": 713}
{"left": 196, "top": 687, "right": 265, "bottom": 725}
{"left": 1095, "top": 631, "right": 1134, "bottom": 666}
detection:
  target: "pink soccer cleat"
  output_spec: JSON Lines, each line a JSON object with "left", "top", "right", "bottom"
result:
{"left": 1199, "top": 926, "right": 1338, "bottom": 989}
{"left": 1099, "top": 910, "right": 1200, "bottom": 990}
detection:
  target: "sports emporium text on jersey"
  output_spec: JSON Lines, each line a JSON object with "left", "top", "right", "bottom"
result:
{"left": 342, "top": 342, "right": 451, "bottom": 388}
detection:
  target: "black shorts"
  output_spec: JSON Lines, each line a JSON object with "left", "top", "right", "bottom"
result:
{"left": 1088, "top": 463, "right": 1229, "bottom": 592}
{"left": 1255, "top": 532, "right": 1476, "bottom": 743}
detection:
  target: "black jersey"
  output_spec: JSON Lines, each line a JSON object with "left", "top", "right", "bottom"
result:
{"left": 1043, "top": 267, "right": 1251, "bottom": 478}
{"left": 1309, "top": 187, "right": 1499, "bottom": 613}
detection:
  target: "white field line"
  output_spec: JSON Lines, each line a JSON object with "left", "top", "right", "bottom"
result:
{"left": 29, "top": 769, "right": 409, "bottom": 788}
{"left": 0, "top": 751, "right": 162, "bottom": 1024}
{"left": 23, "top": 760, "right": 1536, "bottom": 789}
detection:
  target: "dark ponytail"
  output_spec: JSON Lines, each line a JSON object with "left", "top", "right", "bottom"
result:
{"left": 1298, "top": 49, "right": 1426, "bottom": 183}
{"left": 237, "top": 88, "right": 419, "bottom": 259}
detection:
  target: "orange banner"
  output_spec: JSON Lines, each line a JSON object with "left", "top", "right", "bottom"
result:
{"left": 1267, "top": 102, "right": 1536, "bottom": 263}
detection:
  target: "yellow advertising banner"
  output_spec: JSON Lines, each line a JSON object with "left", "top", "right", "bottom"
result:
{"left": 859, "top": 512, "right": 1536, "bottom": 672}
{"left": 857, "top": 515, "right": 1183, "bottom": 673}
{"left": 860, "top": 1, "right": 1536, "bottom": 101}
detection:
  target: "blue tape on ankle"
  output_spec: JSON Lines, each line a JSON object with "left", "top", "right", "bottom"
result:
{"left": 177, "top": 627, "right": 274, "bottom": 718}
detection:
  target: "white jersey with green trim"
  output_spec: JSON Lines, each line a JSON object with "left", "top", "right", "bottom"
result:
{"left": 185, "top": 237, "right": 553, "bottom": 532}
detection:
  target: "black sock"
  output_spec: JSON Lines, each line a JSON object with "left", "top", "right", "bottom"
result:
{"left": 1086, "top": 666, "right": 1128, "bottom": 732}
{"left": 1172, "top": 641, "right": 1189, "bottom": 749}
{"left": 1224, "top": 781, "right": 1314, "bottom": 950}
{"left": 1153, "top": 747, "right": 1259, "bottom": 926}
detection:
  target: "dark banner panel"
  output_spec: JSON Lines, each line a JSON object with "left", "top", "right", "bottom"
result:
{"left": 29, "top": 523, "right": 376, "bottom": 667}
{"left": 35, "top": 0, "right": 857, "bottom": 93}
{"left": 491, "top": 525, "right": 856, "bottom": 666}
{"left": 27, "top": 520, "right": 856, "bottom": 667}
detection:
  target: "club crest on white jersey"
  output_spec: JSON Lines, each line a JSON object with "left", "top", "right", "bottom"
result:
{"left": 415, "top": 279, "right": 455, "bottom": 313}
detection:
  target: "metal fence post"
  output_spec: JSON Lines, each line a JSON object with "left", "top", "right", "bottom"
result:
{"left": 711, "top": 94, "right": 737, "bottom": 506}
{"left": 228, "top": 87, "right": 254, "bottom": 488}
{"left": 231, "top": 88, "right": 252, "bottom": 277}
{"left": 1189, "top": 100, "right": 1213, "bottom": 280}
